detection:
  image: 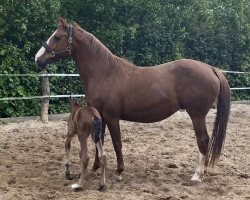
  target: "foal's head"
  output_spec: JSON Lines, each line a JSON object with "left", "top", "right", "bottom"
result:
{"left": 68, "top": 96, "right": 84, "bottom": 113}
{"left": 35, "top": 17, "right": 74, "bottom": 69}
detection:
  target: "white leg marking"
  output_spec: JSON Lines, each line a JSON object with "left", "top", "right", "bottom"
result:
{"left": 96, "top": 141, "right": 106, "bottom": 188}
{"left": 70, "top": 183, "right": 82, "bottom": 190}
{"left": 191, "top": 152, "right": 205, "bottom": 182}
{"left": 35, "top": 29, "right": 58, "bottom": 62}
{"left": 96, "top": 142, "right": 103, "bottom": 158}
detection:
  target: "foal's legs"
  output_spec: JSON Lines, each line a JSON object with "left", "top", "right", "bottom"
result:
{"left": 190, "top": 116, "right": 209, "bottom": 181}
{"left": 92, "top": 121, "right": 106, "bottom": 172}
{"left": 96, "top": 140, "right": 106, "bottom": 190}
{"left": 106, "top": 117, "right": 124, "bottom": 179}
{"left": 70, "top": 134, "right": 89, "bottom": 190}
{"left": 64, "top": 131, "right": 76, "bottom": 179}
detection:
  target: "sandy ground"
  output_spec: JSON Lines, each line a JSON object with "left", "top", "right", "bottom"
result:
{"left": 0, "top": 104, "right": 249, "bottom": 200}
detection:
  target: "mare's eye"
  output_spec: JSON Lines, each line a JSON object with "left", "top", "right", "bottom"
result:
{"left": 54, "top": 35, "right": 61, "bottom": 41}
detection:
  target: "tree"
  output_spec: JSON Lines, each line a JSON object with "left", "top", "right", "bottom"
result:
{"left": 0, "top": 0, "right": 249, "bottom": 117}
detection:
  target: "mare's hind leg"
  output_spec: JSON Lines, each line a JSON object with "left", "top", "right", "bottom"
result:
{"left": 64, "top": 131, "right": 75, "bottom": 179}
{"left": 189, "top": 116, "right": 209, "bottom": 181}
{"left": 92, "top": 121, "right": 106, "bottom": 172}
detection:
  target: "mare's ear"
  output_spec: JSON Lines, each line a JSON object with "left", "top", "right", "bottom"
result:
{"left": 57, "top": 17, "right": 67, "bottom": 28}
{"left": 72, "top": 21, "right": 81, "bottom": 29}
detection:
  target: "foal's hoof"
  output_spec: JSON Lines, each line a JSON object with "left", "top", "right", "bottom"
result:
{"left": 65, "top": 172, "right": 71, "bottom": 180}
{"left": 98, "top": 184, "right": 106, "bottom": 192}
{"left": 65, "top": 173, "right": 79, "bottom": 180}
{"left": 110, "top": 174, "right": 122, "bottom": 182}
{"left": 70, "top": 183, "right": 83, "bottom": 191}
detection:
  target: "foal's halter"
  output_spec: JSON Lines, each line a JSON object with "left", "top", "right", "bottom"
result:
{"left": 43, "top": 24, "right": 73, "bottom": 58}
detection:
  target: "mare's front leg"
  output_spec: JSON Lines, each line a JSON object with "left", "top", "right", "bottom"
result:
{"left": 64, "top": 131, "right": 75, "bottom": 179}
{"left": 70, "top": 134, "right": 89, "bottom": 190}
{"left": 106, "top": 117, "right": 124, "bottom": 180}
{"left": 92, "top": 121, "right": 106, "bottom": 172}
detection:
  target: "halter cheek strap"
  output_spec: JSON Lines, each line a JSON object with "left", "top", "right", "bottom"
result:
{"left": 43, "top": 24, "right": 73, "bottom": 58}
{"left": 43, "top": 43, "right": 56, "bottom": 57}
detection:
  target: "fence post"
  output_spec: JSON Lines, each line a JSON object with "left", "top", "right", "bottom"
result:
{"left": 40, "top": 70, "right": 50, "bottom": 123}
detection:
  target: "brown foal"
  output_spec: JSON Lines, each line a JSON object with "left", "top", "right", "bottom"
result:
{"left": 64, "top": 97, "right": 106, "bottom": 190}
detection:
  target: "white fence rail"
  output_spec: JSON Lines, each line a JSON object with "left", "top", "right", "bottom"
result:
{"left": 0, "top": 95, "right": 85, "bottom": 101}
{"left": 0, "top": 70, "right": 249, "bottom": 101}
{"left": 0, "top": 70, "right": 249, "bottom": 122}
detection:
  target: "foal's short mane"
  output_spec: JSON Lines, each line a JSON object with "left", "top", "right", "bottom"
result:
{"left": 71, "top": 23, "right": 131, "bottom": 66}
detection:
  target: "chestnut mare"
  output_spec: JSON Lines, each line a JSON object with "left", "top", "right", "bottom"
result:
{"left": 35, "top": 18, "right": 231, "bottom": 182}
{"left": 65, "top": 97, "right": 106, "bottom": 190}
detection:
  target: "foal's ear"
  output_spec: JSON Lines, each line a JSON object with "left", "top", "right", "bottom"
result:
{"left": 79, "top": 96, "right": 84, "bottom": 105}
{"left": 68, "top": 96, "right": 74, "bottom": 106}
{"left": 57, "top": 17, "right": 67, "bottom": 28}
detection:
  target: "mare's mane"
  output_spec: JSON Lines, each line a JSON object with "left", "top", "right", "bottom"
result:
{"left": 71, "top": 23, "right": 131, "bottom": 66}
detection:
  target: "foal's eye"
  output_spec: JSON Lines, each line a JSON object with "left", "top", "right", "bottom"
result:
{"left": 54, "top": 35, "right": 61, "bottom": 41}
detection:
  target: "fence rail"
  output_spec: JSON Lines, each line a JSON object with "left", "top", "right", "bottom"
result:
{"left": 221, "top": 70, "right": 250, "bottom": 74}
{"left": 0, "top": 94, "right": 85, "bottom": 101}
{"left": 0, "top": 70, "right": 249, "bottom": 101}
{"left": 0, "top": 74, "right": 80, "bottom": 77}
{"left": 0, "top": 69, "right": 249, "bottom": 77}
{"left": 0, "top": 70, "right": 249, "bottom": 122}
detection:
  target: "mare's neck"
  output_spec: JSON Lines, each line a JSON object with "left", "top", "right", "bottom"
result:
{"left": 71, "top": 29, "right": 124, "bottom": 87}
{"left": 73, "top": 29, "right": 133, "bottom": 90}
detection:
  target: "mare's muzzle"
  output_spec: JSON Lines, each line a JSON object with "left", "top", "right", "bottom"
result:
{"left": 36, "top": 57, "right": 49, "bottom": 69}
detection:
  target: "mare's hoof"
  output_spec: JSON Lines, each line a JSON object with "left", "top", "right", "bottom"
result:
{"left": 98, "top": 184, "right": 106, "bottom": 191}
{"left": 70, "top": 183, "right": 83, "bottom": 191}
{"left": 191, "top": 175, "right": 202, "bottom": 182}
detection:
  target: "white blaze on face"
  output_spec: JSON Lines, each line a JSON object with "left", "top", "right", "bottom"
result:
{"left": 35, "top": 29, "right": 58, "bottom": 62}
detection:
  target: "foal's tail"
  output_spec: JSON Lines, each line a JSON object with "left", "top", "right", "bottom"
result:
{"left": 205, "top": 68, "right": 231, "bottom": 167}
{"left": 92, "top": 116, "right": 102, "bottom": 144}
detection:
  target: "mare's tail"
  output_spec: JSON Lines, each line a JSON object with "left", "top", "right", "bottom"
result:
{"left": 205, "top": 68, "right": 231, "bottom": 167}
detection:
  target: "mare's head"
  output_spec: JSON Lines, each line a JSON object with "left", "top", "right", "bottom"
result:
{"left": 35, "top": 17, "right": 74, "bottom": 69}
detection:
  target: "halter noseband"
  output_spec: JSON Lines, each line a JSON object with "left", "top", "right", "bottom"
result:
{"left": 43, "top": 24, "right": 73, "bottom": 58}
